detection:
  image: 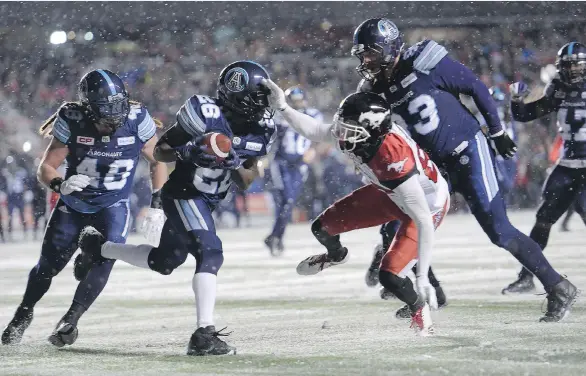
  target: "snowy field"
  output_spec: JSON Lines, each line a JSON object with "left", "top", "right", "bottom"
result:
{"left": 1, "top": 211, "right": 585, "bottom": 376}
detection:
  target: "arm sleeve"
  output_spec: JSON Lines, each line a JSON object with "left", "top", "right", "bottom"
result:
{"left": 176, "top": 96, "right": 207, "bottom": 137}
{"left": 137, "top": 107, "right": 157, "bottom": 142}
{"left": 52, "top": 115, "right": 71, "bottom": 144}
{"left": 279, "top": 106, "right": 335, "bottom": 143}
{"left": 388, "top": 175, "right": 434, "bottom": 278}
{"left": 160, "top": 123, "right": 193, "bottom": 148}
{"left": 432, "top": 56, "right": 503, "bottom": 136}
{"left": 510, "top": 82, "right": 558, "bottom": 122}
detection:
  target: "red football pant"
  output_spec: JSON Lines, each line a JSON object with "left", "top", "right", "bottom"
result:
{"left": 319, "top": 184, "right": 448, "bottom": 276}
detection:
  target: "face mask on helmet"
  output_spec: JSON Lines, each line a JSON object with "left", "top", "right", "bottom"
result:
{"left": 89, "top": 97, "right": 130, "bottom": 135}
{"left": 331, "top": 113, "right": 372, "bottom": 152}
{"left": 558, "top": 59, "right": 586, "bottom": 85}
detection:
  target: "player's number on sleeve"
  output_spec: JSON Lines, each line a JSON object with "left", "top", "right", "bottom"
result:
{"left": 417, "top": 147, "right": 438, "bottom": 183}
{"left": 77, "top": 158, "right": 135, "bottom": 190}
{"left": 193, "top": 168, "right": 231, "bottom": 195}
{"left": 408, "top": 94, "right": 440, "bottom": 136}
{"left": 283, "top": 130, "right": 310, "bottom": 155}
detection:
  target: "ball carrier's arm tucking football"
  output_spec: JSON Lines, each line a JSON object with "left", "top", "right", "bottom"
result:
{"left": 202, "top": 132, "right": 232, "bottom": 162}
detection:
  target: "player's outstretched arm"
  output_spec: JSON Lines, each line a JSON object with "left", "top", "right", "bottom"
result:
{"left": 260, "top": 79, "right": 335, "bottom": 143}
{"left": 509, "top": 82, "right": 558, "bottom": 122}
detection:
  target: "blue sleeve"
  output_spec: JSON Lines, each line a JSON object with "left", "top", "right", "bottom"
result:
{"left": 510, "top": 81, "right": 559, "bottom": 122}
{"left": 176, "top": 96, "right": 212, "bottom": 137}
{"left": 52, "top": 112, "right": 71, "bottom": 144}
{"left": 135, "top": 105, "right": 157, "bottom": 142}
{"left": 431, "top": 56, "right": 504, "bottom": 136}
{"left": 233, "top": 124, "right": 277, "bottom": 159}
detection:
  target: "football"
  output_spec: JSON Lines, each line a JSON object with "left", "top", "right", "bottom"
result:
{"left": 202, "top": 132, "right": 232, "bottom": 161}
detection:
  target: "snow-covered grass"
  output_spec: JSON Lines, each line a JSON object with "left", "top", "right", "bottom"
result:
{"left": 1, "top": 211, "right": 585, "bottom": 375}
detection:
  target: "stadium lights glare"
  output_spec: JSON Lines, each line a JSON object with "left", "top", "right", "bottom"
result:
{"left": 50, "top": 31, "right": 67, "bottom": 45}
{"left": 22, "top": 141, "right": 32, "bottom": 153}
{"left": 84, "top": 32, "right": 94, "bottom": 41}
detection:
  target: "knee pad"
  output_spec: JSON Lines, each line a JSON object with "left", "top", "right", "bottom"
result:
{"left": 148, "top": 246, "right": 189, "bottom": 275}
{"left": 311, "top": 219, "right": 341, "bottom": 250}
{"left": 378, "top": 270, "right": 418, "bottom": 305}
{"left": 191, "top": 230, "right": 224, "bottom": 275}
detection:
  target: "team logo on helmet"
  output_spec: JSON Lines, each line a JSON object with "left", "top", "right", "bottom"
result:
{"left": 358, "top": 109, "right": 390, "bottom": 129}
{"left": 377, "top": 19, "right": 399, "bottom": 45}
{"left": 225, "top": 67, "right": 249, "bottom": 92}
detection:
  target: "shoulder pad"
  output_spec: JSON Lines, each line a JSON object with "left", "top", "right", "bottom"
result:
{"left": 128, "top": 103, "right": 157, "bottom": 142}
{"left": 58, "top": 102, "right": 88, "bottom": 122}
{"left": 176, "top": 95, "right": 209, "bottom": 137}
{"left": 408, "top": 40, "right": 448, "bottom": 74}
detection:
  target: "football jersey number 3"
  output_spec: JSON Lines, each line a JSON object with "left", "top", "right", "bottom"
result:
{"left": 408, "top": 94, "right": 440, "bottom": 136}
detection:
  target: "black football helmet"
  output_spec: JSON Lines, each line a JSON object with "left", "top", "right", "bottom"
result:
{"left": 78, "top": 69, "right": 130, "bottom": 134}
{"left": 351, "top": 18, "right": 404, "bottom": 81}
{"left": 556, "top": 42, "right": 586, "bottom": 85}
{"left": 333, "top": 92, "right": 392, "bottom": 153}
{"left": 217, "top": 60, "right": 272, "bottom": 123}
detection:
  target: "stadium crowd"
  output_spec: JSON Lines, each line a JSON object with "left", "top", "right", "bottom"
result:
{"left": 1, "top": 13, "right": 585, "bottom": 237}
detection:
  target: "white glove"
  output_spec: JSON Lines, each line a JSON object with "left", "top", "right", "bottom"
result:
{"left": 509, "top": 82, "right": 529, "bottom": 102}
{"left": 416, "top": 275, "right": 438, "bottom": 310}
{"left": 60, "top": 174, "right": 91, "bottom": 195}
{"left": 260, "top": 78, "right": 288, "bottom": 111}
{"left": 138, "top": 208, "right": 166, "bottom": 246}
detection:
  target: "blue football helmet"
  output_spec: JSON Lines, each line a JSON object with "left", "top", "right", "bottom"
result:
{"left": 556, "top": 42, "right": 586, "bottom": 85}
{"left": 351, "top": 18, "right": 404, "bottom": 80}
{"left": 78, "top": 69, "right": 130, "bottom": 135}
{"left": 217, "top": 60, "right": 272, "bottom": 122}
{"left": 285, "top": 87, "right": 307, "bottom": 110}
{"left": 489, "top": 87, "right": 507, "bottom": 103}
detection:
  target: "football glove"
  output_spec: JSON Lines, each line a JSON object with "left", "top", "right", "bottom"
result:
{"left": 139, "top": 208, "right": 165, "bottom": 246}
{"left": 60, "top": 174, "right": 91, "bottom": 195}
{"left": 219, "top": 148, "right": 241, "bottom": 170}
{"left": 509, "top": 82, "right": 529, "bottom": 102}
{"left": 490, "top": 131, "right": 518, "bottom": 159}
{"left": 416, "top": 275, "right": 438, "bottom": 310}
{"left": 260, "top": 78, "right": 288, "bottom": 111}
{"left": 175, "top": 136, "right": 218, "bottom": 168}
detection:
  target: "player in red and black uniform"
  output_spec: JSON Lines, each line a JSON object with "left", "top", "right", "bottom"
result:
{"left": 262, "top": 80, "right": 450, "bottom": 335}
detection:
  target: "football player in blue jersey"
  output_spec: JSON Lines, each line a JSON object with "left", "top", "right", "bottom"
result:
{"left": 1, "top": 69, "right": 168, "bottom": 346}
{"left": 74, "top": 61, "right": 276, "bottom": 355}
{"left": 502, "top": 42, "right": 586, "bottom": 299}
{"left": 264, "top": 87, "right": 321, "bottom": 256}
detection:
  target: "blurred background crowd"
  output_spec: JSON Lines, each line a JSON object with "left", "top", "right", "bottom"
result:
{"left": 0, "top": 2, "right": 585, "bottom": 240}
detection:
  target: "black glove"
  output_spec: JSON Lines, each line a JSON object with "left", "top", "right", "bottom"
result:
{"left": 175, "top": 136, "right": 218, "bottom": 168}
{"left": 219, "top": 148, "right": 242, "bottom": 170}
{"left": 490, "top": 131, "right": 517, "bottom": 159}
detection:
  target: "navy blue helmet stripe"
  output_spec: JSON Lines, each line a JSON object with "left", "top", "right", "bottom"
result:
{"left": 97, "top": 69, "right": 117, "bottom": 95}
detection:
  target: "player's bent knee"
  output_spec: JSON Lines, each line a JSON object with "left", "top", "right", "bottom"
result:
{"left": 197, "top": 249, "right": 224, "bottom": 275}
{"left": 148, "top": 247, "right": 188, "bottom": 275}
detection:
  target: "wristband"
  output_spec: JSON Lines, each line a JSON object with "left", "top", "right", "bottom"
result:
{"left": 49, "top": 177, "right": 64, "bottom": 193}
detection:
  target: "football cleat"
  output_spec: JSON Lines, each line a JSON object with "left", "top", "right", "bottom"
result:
{"left": 74, "top": 226, "right": 106, "bottom": 281}
{"left": 540, "top": 278, "right": 579, "bottom": 323}
{"left": 1, "top": 307, "right": 33, "bottom": 345}
{"left": 365, "top": 244, "right": 384, "bottom": 287}
{"left": 501, "top": 271, "right": 535, "bottom": 294}
{"left": 396, "top": 285, "right": 448, "bottom": 319}
{"left": 264, "top": 235, "right": 283, "bottom": 257}
{"left": 296, "top": 248, "right": 349, "bottom": 275}
{"left": 410, "top": 302, "right": 434, "bottom": 336}
{"left": 187, "top": 326, "right": 236, "bottom": 356}
{"left": 48, "top": 321, "right": 79, "bottom": 348}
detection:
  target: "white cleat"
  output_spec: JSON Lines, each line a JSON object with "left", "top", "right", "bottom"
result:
{"left": 296, "top": 248, "right": 349, "bottom": 276}
{"left": 410, "top": 303, "right": 435, "bottom": 337}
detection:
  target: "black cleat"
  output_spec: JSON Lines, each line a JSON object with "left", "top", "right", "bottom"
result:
{"left": 396, "top": 285, "right": 448, "bottom": 319}
{"left": 501, "top": 271, "right": 535, "bottom": 294}
{"left": 365, "top": 244, "right": 384, "bottom": 287}
{"left": 264, "top": 236, "right": 283, "bottom": 257}
{"left": 74, "top": 226, "right": 106, "bottom": 281}
{"left": 540, "top": 278, "right": 580, "bottom": 323}
{"left": 187, "top": 326, "right": 236, "bottom": 356}
{"left": 48, "top": 321, "right": 79, "bottom": 348}
{"left": 2, "top": 307, "right": 33, "bottom": 345}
